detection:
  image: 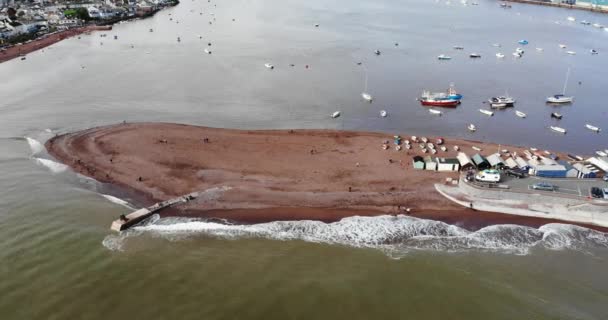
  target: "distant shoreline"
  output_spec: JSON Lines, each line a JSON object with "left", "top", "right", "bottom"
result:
{"left": 44, "top": 122, "right": 606, "bottom": 232}
{"left": 505, "top": 0, "right": 608, "bottom": 14}
{"left": 0, "top": 2, "right": 178, "bottom": 64}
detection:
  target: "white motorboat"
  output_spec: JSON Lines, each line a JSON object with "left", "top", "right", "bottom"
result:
{"left": 513, "top": 52, "right": 523, "bottom": 58}
{"left": 380, "top": 110, "right": 387, "bottom": 117}
{"left": 479, "top": 109, "right": 494, "bottom": 116}
{"left": 596, "top": 151, "right": 608, "bottom": 157}
{"left": 361, "top": 92, "right": 373, "bottom": 102}
{"left": 496, "top": 53, "right": 505, "bottom": 58}
{"left": 516, "top": 47, "right": 525, "bottom": 54}
{"left": 429, "top": 109, "right": 443, "bottom": 115}
{"left": 585, "top": 124, "right": 601, "bottom": 132}
{"left": 592, "top": 23, "right": 603, "bottom": 28}
{"left": 580, "top": 20, "right": 591, "bottom": 25}
{"left": 438, "top": 54, "right": 452, "bottom": 60}
{"left": 331, "top": 111, "right": 341, "bottom": 118}
{"left": 566, "top": 51, "right": 576, "bottom": 55}
{"left": 567, "top": 16, "right": 576, "bottom": 22}
{"left": 559, "top": 44, "right": 567, "bottom": 49}
{"left": 547, "top": 68, "right": 573, "bottom": 103}
{"left": 550, "top": 126, "right": 567, "bottom": 134}
{"left": 264, "top": 63, "right": 274, "bottom": 69}
{"left": 515, "top": 110, "right": 527, "bottom": 118}
{"left": 468, "top": 124, "right": 477, "bottom": 132}
{"left": 204, "top": 48, "right": 212, "bottom": 54}
{"left": 488, "top": 96, "right": 515, "bottom": 108}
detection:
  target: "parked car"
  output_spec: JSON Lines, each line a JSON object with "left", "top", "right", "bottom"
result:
{"left": 505, "top": 169, "right": 527, "bottom": 179}
{"left": 475, "top": 169, "right": 501, "bottom": 183}
{"left": 603, "top": 176, "right": 608, "bottom": 182}
{"left": 532, "top": 182, "right": 557, "bottom": 191}
{"left": 603, "top": 188, "right": 608, "bottom": 199}
{"left": 591, "top": 187, "right": 603, "bottom": 199}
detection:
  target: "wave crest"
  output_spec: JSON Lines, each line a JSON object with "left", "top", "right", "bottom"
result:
{"left": 34, "top": 157, "right": 68, "bottom": 173}
{"left": 25, "top": 137, "right": 45, "bottom": 155}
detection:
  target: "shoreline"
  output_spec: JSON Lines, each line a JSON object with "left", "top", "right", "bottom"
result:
{"left": 44, "top": 122, "right": 606, "bottom": 232}
{"left": 505, "top": 0, "right": 608, "bottom": 14}
{"left": 0, "top": 3, "right": 178, "bottom": 64}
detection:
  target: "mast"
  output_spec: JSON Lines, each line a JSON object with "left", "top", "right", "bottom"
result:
{"left": 562, "top": 67, "right": 570, "bottom": 95}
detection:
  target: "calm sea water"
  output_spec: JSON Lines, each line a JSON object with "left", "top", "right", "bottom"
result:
{"left": 1, "top": 0, "right": 608, "bottom": 319}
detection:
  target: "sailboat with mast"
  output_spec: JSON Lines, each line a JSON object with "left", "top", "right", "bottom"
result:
{"left": 547, "top": 68, "right": 574, "bottom": 103}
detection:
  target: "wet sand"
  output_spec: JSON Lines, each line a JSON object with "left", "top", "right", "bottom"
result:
{"left": 46, "top": 122, "right": 599, "bottom": 231}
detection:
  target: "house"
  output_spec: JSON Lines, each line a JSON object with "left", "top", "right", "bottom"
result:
{"left": 540, "top": 156, "right": 558, "bottom": 166}
{"left": 412, "top": 156, "right": 425, "bottom": 170}
{"left": 514, "top": 156, "right": 530, "bottom": 170}
{"left": 587, "top": 157, "right": 608, "bottom": 173}
{"left": 534, "top": 165, "right": 567, "bottom": 178}
{"left": 558, "top": 161, "right": 579, "bottom": 178}
{"left": 424, "top": 156, "right": 437, "bottom": 171}
{"left": 456, "top": 152, "right": 474, "bottom": 170}
{"left": 504, "top": 157, "right": 518, "bottom": 169}
{"left": 486, "top": 153, "right": 505, "bottom": 168}
{"left": 436, "top": 158, "right": 460, "bottom": 172}
{"left": 528, "top": 158, "right": 540, "bottom": 169}
{"left": 573, "top": 163, "right": 597, "bottom": 179}
{"left": 471, "top": 154, "right": 490, "bottom": 170}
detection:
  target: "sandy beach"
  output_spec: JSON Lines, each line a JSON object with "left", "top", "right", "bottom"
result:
{"left": 0, "top": 25, "right": 110, "bottom": 64}
{"left": 45, "top": 122, "right": 603, "bottom": 231}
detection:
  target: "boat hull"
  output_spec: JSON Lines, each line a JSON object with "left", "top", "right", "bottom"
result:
{"left": 420, "top": 99, "right": 459, "bottom": 107}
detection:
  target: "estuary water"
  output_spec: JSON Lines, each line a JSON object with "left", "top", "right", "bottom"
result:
{"left": 1, "top": 0, "right": 608, "bottom": 319}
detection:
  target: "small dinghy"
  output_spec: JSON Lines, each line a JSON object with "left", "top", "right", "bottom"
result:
{"left": 374, "top": 49, "right": 381, "bottom": 55}
{"left": 331, "top": 111, "right": 341, "bottom": 118}
{"left": 472, "top": 146, "right": 482, "bottom": 151}
{"left": 591, "top": 49, "right": 599, "bottom": 55}
{"left": 515, "top": 110, "right": 527, "bottom": 118}
{"left": 536, "top": 48, "right": 543, "bottom": 52}
{"left": 453, "top": 46, "right": 464, "bottom": 50}
{"left": 492, "top": 43, "right": 501, "bottom": 47}
{"left": 496, "top": 53, "right": 505, "bottom": 58}
{"left": 469, "top": 53, "right": 481, "bottom": 58}
{"left": 361, "top": 92, "right": 373, "bottom": 102}
{"left": 567, "top": 16, "right": 576, "bottom": 22}
{"left": 479, "top": 109, "right": 494, "bottom": 116}
{"left": 550, "top": 126, "right": 567, "bottom": 134}
{"left": 437, "top": 54, "right": 452, "bottom": 60}
{"left": 380, "top": 110, "right": 387, "bottom": 117}
{"left": 551, "top": 112, "right": 563, "bottom": 119}
{"left": 566, "top": 51, "right": 576, "bottom": 55}
{"left": 559, "top": 44, "right": 567, "bottom": 49}
{"left": 429, "top": 109, "right": 443, "bottom": 116}
{"left": 453, "top": 146, "right": 460, "bottom": 151}
{"left": 580, "top": 20, "right": 591, "bottom": 25}
{"left": 264, "top": 63, "right": 274, "bottom": 69}
{"left": 204, "top": 48, "right": 212, "bottom": 54}
{"left": 585, "top": 124, "right": 601, "bottom": 132}
{"left": 518, "top": 39, "right": 529, "bottom": 45}
{"left": 468, "top": 124, "right": 477, "bottom": 132}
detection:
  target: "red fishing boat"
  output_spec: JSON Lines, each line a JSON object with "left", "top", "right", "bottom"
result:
{"left": 419, "top": 90, "right": 460, "bottom": 107}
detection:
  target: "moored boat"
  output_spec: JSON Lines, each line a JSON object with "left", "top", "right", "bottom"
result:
{"left": 468, "top": 124, "right": 477, "bottom": 132}
{"left": 547, "top": 68, "right": 573, "bottom": 103}
{"left": 550, "top": 126, "right": 567, "bottom": 134}
{"left": 488, "top": 96, "right": 515, "bottom": 108}
{"left": 438, "top": 54, "right": 452, "bottom": 60}
{"left": 362, "top": 92, "right": 373, "bottom": 102}
{"left": 496, "top": 53, "right": 505, "bottom": 58}
{"left": 566, "top": 51, "right": 576, "bottom": 55}
{"left": 331, "top": 111, "right": 341, "bottom": 118}
{"left": 567, "top": 17, "right": 576, "bottom": 22}
{"left": 264, "top": 63, "right": 274, "bottom": 69}
{"left": 453, "top": 46, "right": 464, "bottom": 50}
{"left": 596, "top": 151, "right": 608, "bottom": 157}
{"left": 429, "top": 109, "right": 443, "bottom": 115}
{"left": 580, "top": 20, "right": 591, "bottom": 25}
{"left": 479, "top": 109, "right": 494, "bottom": 116}
{"left": 518, "top": 39, "right": 528, "bottom": 45}
{"left": 380, "top": 110, "right": 387, "bottom": 117}
{"left": 469, "top": 53, "right": 481, "bottom": 58}
{"left": 204, "top": 48, "right": 212, "bottom": 54}
{"left": 585, "top": 124, "right": 601, "bottom": 132}
{"left": 551, "top": 112, "right": 563, "bottom": 119}
{"left": 591, "top": 49, "right": 599, "bottom": 55}
{"left": 559, "top": 44, "right": 567, "bottom": 49}
{"left": 515, "top": 110, "right": 526, "bottom": 118}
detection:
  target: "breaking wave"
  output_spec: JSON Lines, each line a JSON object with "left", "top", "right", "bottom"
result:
{"left": 101, "top": 215, "right": 608, "bottom": 255}
{"left": 100, "top": 194, "right": 134, "bottom": 209}
{"left": 34, "top": 157, "right": 68, "bottom": 173}
{"left": 25, "top": 137, "right": 45, "bottom": 155}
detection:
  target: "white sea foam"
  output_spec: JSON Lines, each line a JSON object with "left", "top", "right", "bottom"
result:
{"left": 44, "top": 128, "right": 53, "bottom": 133}
{"left": 129, "top": 215, "right": 608, "bottom": 255}
{"left": 25, "top": 137, "right": 45, "bottom": 155}
{"left": 100, "top": 194, "right": 134, "bottom": 209}
{"left": 34, "top": 157, "right": 68, "bottom": 173}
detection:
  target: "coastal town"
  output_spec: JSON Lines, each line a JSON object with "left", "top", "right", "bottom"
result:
{"left": 0, "top": 0, "right": 178, "bottom": 61}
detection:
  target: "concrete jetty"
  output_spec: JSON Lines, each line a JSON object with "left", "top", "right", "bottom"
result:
{"left": 110, "top": 191, "right": 201, "bottom": 231}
